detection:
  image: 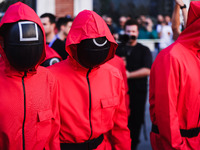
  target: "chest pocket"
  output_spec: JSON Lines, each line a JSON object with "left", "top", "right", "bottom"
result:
{"left": 101, "top": 96, "right": 119, "bottom": 128}
{"left": 37, "top": 109, "right": 54, "bottom": 141}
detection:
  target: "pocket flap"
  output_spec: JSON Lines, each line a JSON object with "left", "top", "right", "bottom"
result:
{"left": 38, "top": 110, "right": 53, "bottom": 122}
{"left": 101, "top": 96, "right": 119, "bottom": 108}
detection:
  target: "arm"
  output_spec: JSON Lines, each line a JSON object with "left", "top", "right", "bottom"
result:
{"left": 121, "top": 60, "right": 130, "bottom": 116}
{"left": 182, "top": 8, "right": 187, "bottom": 29}
{"left": 126, "top": 67, "right": 150, "bottom": 78}
{"left": 151, "top": 53, "right": 187, "bottom": 149}
{"left": 175, "top": 0, "right": 187, "bottom": 28}
{"left": 172, "top": 0, "right": 188, "bottom": 40}
{"left": 115, "top": 56, "right": 130, "bottom": 116}
{"left": 172, "top": 4, "right": 181, "bottom": 40}
{"left": 107, "top": 79, "right": 131, "bottom": 150}
{"left": 45, "top": 79, "right": 61, "bottom": 150}
{"left": 127, "top": 47, "right": 152, "bottom": 79}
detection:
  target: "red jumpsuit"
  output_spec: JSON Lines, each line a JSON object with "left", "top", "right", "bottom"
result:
{"left": 0, "top": 2, "right": 60, "bottom": 150}
{"left": 49, "top": 10, "right": 131, "bottom": 150}
{"left": 108, "top": 55, "right": 130, "bottom": 116}
{"left": 149, "top": 1, "right": 200, "bottom": 150}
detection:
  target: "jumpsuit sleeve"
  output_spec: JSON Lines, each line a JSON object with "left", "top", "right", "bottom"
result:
{"left": 107, "top": 78, "right": 131, "bottom": 150}
{"left": 151, "top": 53, "right": 187, "bottom": 149}
{"left": 45, "top": 79, "right": 61, "bottom": 150}
{"left": 120, "top": 58, "right": 130, "bottom": 116}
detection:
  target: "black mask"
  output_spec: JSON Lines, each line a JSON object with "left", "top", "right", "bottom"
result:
{"left": 3, "top": 21, "right": 44, "bottom": 71}
{"left": 77, "top": 37, "right": 110, "bottom": 68}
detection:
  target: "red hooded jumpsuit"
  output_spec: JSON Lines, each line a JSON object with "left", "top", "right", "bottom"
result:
{"left": 107, "top": 55, "right": 130, "bottom": 116}
{"left": 49, "top": 10, "right": 131, "bottom": 150}
{"left": 0, "top": 2, "right": 60, "bottom": 150}
{"left": 149, "top": 1, "right": 200, "bottom": 150}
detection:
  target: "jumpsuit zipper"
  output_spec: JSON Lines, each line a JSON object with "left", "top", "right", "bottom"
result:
{"left": 86, "top": 68, "right": 93, "bottom": 140}
{"left": 22, "top": 71, "right": 27, "bottom": 150}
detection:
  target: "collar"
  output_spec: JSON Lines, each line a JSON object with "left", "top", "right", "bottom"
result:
{"left": 68, "top": 56, "right": 100, "bottom": 75}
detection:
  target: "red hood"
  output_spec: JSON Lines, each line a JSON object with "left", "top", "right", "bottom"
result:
{"left": 45, "top": 44, "right": 62, "bottom": 61}
{"left": 177, "top": 1, "right": 200, "bottom": 52}
{"left": 65, "top": 10, "right": 118, "bottom": 63}
{"left": 0, "top": 2, "right": 46, "bottom": 74}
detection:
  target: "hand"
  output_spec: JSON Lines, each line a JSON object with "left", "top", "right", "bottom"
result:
{"left": 121, "top": 57, "right": 127, "bottom": 66}
{"left": 175, "top": 0, "right": 184, "bottom": 7}
{"left": 126, "top": 71, "right": 130, "bottom": 78}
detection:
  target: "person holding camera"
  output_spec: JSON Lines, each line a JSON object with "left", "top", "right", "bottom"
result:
{"left": 138, "top": 17, "right": 158, "bottom": 39}
{"left": 116, "top": 19, "right": 152, "bottom": 150}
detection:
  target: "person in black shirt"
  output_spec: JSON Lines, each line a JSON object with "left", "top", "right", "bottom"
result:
{"left": 40, "top": 13, "right": 62, "bottom": 66}
{"left": 50, "top": 36, "right": 67, "bottom": 59}
{"left": 116, "top": 19, "right": 152, "bottom": 150}
{"left": 40, "top": 14, "right": 69, "bottom": 62}
{"left": 40, "top": 13, "right": 56, "bottom": 45}
{"left": 53, "top": 17, "right": 73, "bottom": 60}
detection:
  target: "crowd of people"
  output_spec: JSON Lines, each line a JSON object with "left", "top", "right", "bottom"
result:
{"left": 103, "top": 14, "right": 174, "bottom": 50}
{"left": 0, "top": 0, "right": 199, "bottom": 150}
{"left": 103, "top": 3, "right": 187, "bottom": 52}
{"left": 39, "top": 13, "right": 73, "bottom": 66}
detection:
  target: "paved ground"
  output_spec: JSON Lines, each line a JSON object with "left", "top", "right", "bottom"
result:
{"left": 136, "top": 84, "right": 152, "bottom": 150}
{"left": 136, "top": 100, "right": 152, "bottom": 150}
{"left": 136, "top": 50, "right": 158, "bottom": 150}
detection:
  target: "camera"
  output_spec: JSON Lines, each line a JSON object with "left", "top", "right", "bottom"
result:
{"left": 118, "top": 34, "right": 136, "bottom": 44}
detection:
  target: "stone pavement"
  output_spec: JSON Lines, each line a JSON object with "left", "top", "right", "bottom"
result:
{"left": 137, "top": 100, "right": 152, "bottom": 150}
{"left": 136, "top": 85, "right": 152, "bottom": 150}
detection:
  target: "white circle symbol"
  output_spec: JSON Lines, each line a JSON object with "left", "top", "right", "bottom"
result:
{"left": 50, "top": 58, "right": 60, "bottom": 66}
{"left": 93, "top": 38, "right": 107, "bottom": 47}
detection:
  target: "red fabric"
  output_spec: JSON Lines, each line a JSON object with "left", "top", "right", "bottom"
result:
{"left": 0, "top": 2, "right": 60, "bottom": 150}
{"left": 107, "top": 55, "right": 130, "bottom": 116}
{"left": 44, "top": 44, "right": 62, "bottom": 61}
{"left": 49, "top": 10, "right": 131, "bottom": 150}
{"left": 149, "top": 1, "right": 200, "bottom": 150}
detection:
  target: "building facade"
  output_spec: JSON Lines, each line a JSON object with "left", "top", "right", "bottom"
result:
{"left": 36, "top": 0, "right": 93, "bottom": 18}
{"left": 0, "top": 0, "right": 93, "bottom": 19}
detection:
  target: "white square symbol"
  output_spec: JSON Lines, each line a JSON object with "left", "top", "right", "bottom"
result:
{"left": 18, "top": 21, "right": 39, "bottom": 41}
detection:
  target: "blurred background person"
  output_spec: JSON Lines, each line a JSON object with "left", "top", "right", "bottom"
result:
{"left": 158, "top": 17, "right": 173, "bottom": 50}
{"left": 138, "top": 16, "right": 158, "bottom": 39}
{"left": 156, "top": 14, "right": 165, "bottom": 35}
{"left": 54, "top": 17, "right": 73, "bottom": 59}
{"left": 105, "top": 16, "right": 119, "bottom": 42}
{"left": 40, "top": 13, "right": 56, "bottom": 46}
{"left": 117, "top": 16, "right": 128, "bottom": 43}
{"left": 164, "top": 15, "right": 172, "bottom": 26}
{"left": 105, "top": 16, "right": 118, "bottom": 35}
{"left": 117, "top": 16, "right": 127, "bottom": 36}
{"left": 56, "top": 17, "right": 73, "bottom": 42}
{"left": 40, "top": 13, "right": 62, "bottom": 66}
{"left": 116, "top": 19, "right": 152, "bottom": 150}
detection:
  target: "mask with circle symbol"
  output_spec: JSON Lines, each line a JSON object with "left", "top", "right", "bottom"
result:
{"left": 77, "top": 37, "right": 110, "bottom": 68}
